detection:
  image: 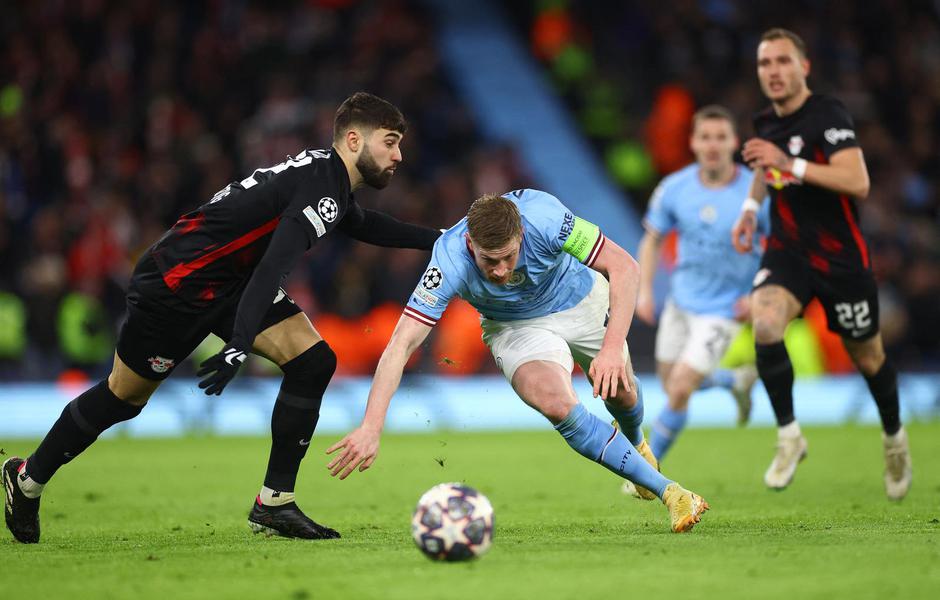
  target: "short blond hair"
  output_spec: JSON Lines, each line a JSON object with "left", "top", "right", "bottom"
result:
{"left": 466, "top": 194, "right": 522, "bottom": 250}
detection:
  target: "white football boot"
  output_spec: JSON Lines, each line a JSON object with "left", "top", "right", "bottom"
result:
{"left": 764, "top": 422, "right": 808, "bottom": 490}
{"left": 883, "top": 427, "right": 912, "bottom": 501}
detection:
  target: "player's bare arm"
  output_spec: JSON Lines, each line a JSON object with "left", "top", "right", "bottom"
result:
{"left": 742, "top": 139, "right": 869, "bottom": 199}
{"left": 587, "top": 239, "right": 639, "bottom": 400}
{"left": 636, "top": 228, "right": 663, "bottom": 325}
{"left": 326, "top": 316, "right": 432, "bottom": 479}
{"left": 732, "top": 168, "right": 766, "bottom": 253}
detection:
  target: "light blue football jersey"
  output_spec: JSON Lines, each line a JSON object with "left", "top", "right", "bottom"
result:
{"left": 404, "top": 189, "right": 607, "bottom": 325}
{"left": 643, "top": 164, "right": 769, "bottom": 319}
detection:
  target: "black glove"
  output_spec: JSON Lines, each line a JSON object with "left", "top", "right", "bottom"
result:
{"left": 197, "top": 345, "right": 248, "bottom": 395}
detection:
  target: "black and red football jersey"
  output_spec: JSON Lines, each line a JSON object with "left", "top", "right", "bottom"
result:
{"left": 150, "top": 148, "right": 353, "bottom": 304}
{"left": 753, "top": 94, "right": 870, "bottom": 273}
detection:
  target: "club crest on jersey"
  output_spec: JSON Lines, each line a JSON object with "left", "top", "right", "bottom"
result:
{"left": 699, "top": 205, "right": 717, "bottom": 224}
{"left": 318, "top": 197, "right": 338, "bottom": 222}
{"left": 764, "top": 167, "right": 802, "bottom": 190}
{"left": 147, "top": 356, "right": 175, "bottom": 374}
{"left": 422, "top": 266, "right": 444, "bottom": 290}
{"left": 787, "top": 135, "right": 804, "bottom": 156}
{"left": 506, "top": 271, "right": 526, "bottom": 287}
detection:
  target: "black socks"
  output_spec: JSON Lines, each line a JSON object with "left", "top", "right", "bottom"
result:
{"left": 26, "top": 380, "right": 144, "bottom": 483}
{"left": 864, "top": 360, "right": 901, "bottom": 435}
{"left": 756, "top": 341, "right": 795, "bottom": 427}
{"left": 263, "top": 342, "right": 336, "bottom": 491}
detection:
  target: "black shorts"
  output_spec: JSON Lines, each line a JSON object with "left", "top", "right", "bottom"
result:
{"left": 116, "top": 254, "right": 303, "bottom": 380}
{"left": 753, "top": 247, "right": 879, "bottom": 341}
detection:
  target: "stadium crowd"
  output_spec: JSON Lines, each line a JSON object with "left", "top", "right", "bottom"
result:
{"left": 1, "top": 0, "right": 937, "bottom": 380}
{"left": 0, "top": 0, "right": 530, "bottom": 380}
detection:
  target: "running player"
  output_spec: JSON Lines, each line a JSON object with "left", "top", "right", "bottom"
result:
{"left": 3, "top": 92, "right": 442, "bottom": 543}
{"left": 636, "top": 105, "right": 767, "bottom": 467}
{"left": 327, "top": 190, "right": 710, "bottom": 533}
{"left": 732, "top": 29, "right": 912, "bottom": 498}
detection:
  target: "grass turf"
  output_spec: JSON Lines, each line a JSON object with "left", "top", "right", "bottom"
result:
{"left": 2, "top": 423, "right": 938, "bottom": 600}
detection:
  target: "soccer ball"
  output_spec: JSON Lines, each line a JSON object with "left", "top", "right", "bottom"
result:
{"left": 411, "top": 483, "right": 494, "bottom": 561}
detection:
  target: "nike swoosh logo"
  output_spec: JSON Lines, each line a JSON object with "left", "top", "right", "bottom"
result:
{"left": 299, "top": 439, "right": 310, "bottom": 446}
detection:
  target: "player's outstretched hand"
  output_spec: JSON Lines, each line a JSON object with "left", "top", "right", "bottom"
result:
{"left": 326, "top": 426, "right": 381, "bottom": 480}
{"left": 197, "top": 345, "right": 247, "bottom": 395}
{"left": 589, "top": 346, "right": 630, "bottom": 400}
{"left": 732, "top": 210, "right": 758, "bottom": 253}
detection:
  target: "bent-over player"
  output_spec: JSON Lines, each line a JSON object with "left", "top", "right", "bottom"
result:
{"left": 328, "top": 190, "right": 710, "bottom": 533}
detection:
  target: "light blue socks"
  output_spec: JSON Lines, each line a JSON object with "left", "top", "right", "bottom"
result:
{"left": 649, "top": 406, "right": 688, "bottom": 460}
{"left": 604, "top": 378, "right": 644, "bottom": 445}
{"left": 555, "top": 403, "right": 671, "bottom": 498}
{"left": 699, "top": 368, "right": 735, "bottom": 390}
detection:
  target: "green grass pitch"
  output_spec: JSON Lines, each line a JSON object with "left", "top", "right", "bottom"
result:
{"left": 2, "top": 423, "right": 938, "bottom": 599}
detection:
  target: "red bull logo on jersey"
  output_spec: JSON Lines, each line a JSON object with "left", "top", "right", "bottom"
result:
{"left": 147, "top": 356, "right": 175, "bottom": 374}
{"left": 764, "top": 167, "right": 803, "bottom": 190}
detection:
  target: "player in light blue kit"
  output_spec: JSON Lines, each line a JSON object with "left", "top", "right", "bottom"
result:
{"left": 634, "top": 106, "right": 769, "bottom": 472}
{"left": 327, "top": 189, "right": 709, "bottom": 533}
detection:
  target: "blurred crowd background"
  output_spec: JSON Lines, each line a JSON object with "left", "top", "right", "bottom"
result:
{"left": 0, "top": 0, "right": 937, "bottom": 382}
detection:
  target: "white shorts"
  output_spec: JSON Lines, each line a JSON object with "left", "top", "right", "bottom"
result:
{"left": 481, "top": 273, "right": 630, "bottom": 382}
{"left": 654, "top": 299, "right": 741, "bottom": 375}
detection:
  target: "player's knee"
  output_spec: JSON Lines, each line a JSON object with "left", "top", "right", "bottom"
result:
{"left": 106, "top": 375, "right": 155, "bottom": 407}
{"left": 849, "top": 346, "right": 885, "bottom": 376}
{"left": 752, "top": 315, "right": 785, "bottom": 344}
{"left": 664, "top": 377, "right": 694, "bottom": 407}
{"left": 542, "top": 399, "right": 576, "bottom": 424}
{"left": 280, "top": 341, "right": 337, "bottom": 401}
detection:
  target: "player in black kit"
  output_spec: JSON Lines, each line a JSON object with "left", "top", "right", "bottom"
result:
{"left": 731, "top": 29, "right": 911, "bottom": 499}
{"left": 3, "top": 92, "right": 441, "bottom": 543}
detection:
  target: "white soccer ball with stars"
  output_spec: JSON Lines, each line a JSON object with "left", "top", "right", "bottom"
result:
{"left": 411, "top": 482, "right": 494, "bottom": 561}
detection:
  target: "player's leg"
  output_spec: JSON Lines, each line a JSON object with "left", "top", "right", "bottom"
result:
{"left": 216, "top": 291, "right": 340, "bottom": 539}
{"left": 647, "top": 299, "right": 689, "bottom": 459}
{"left": 841, "top": 333, "right": 911, "bottom": 500}
{"left": 651, "top": 308, "right": 741, "bottom": 461}
{"left": 751, "top": 276, "right": 808, "bottom": 490}
{"left": 3, "top": 353, "right": 160, "bottom": 544}
{"left": 752, "top": 284, "right": 803, "bottom": 425}
{"left": 4, "top": 266, "right": 196, "bottom": 543}
{"left": 511, "top": 359, "right": 673, "bottom": 499}
{"left": 510, "top": 359, "right": 707, "bottom": 531}
{"left": 651, "top": 362, "right": 702, "bottom": 460}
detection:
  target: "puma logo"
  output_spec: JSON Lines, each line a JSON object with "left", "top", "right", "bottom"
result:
{"left": 223, "top": 348, "right": 247, "bottom": 366}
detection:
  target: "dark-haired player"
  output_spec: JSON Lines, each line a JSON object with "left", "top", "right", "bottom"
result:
{"left": 731, "top": 29, "right": 911, "bottom": 499}
{"left": 3, "top": 92, "right": 441, "bottom": 543}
